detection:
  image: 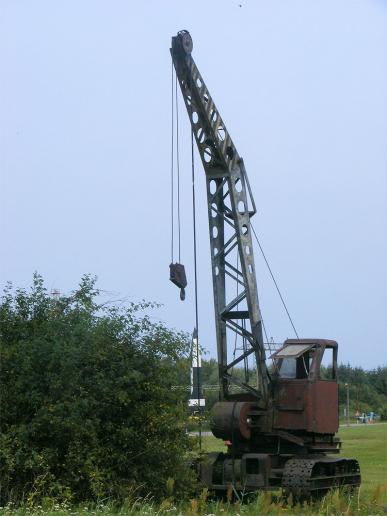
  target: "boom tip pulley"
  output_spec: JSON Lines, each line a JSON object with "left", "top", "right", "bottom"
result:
{"left": 175, "top": 30, "right": 193, "bottom": 55}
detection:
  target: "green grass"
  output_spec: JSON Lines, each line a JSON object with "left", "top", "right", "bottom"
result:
{"left": 338, "top": 424, "right": 387, "bottom": 498}
{"left": 2, "top": 425, "right": 386, "bottom": 515}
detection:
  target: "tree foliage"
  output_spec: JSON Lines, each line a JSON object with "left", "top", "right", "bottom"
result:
{"left": 0, "top": 274, "right": 194, "bottom": 505}
{"left": 337, "top": 364, "right": 387, "bottom": 418}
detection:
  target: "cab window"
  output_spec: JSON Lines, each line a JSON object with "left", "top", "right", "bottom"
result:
{"left": 278, "top": 358, "right": 296, "bottom": 378}
{"left": 274, "top": 344, "right": 315, "bottom": 379}
{"left": 319, "top": 347, "right": 337, "bottom": 380}
{"left": 278, "top": 351, "right": 312, "bottom": 379}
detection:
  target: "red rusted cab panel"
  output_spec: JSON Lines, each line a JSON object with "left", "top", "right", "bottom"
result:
{"left": 307, "top": 381, "right": 338, "bottom": 433}
{"left": 274, "top": 379, "right": 338, "bottom": 434}
{"left": 274, "top": 380, "right": 307, "bottom": 430}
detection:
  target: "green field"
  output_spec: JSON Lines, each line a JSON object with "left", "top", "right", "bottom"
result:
{"left": 2, "top": 424, "right": 386, "bottom": 515}
{"left": 338, "top": 424, "right": 387, "bottom": 498}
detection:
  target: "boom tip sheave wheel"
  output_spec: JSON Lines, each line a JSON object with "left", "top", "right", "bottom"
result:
{"left": 178, "top": 30, "right": 193, "bottom": 55}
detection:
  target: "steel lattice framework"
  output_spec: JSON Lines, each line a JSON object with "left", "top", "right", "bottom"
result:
{"left": 171, "top": 31, "right": 270, "bottom": 405}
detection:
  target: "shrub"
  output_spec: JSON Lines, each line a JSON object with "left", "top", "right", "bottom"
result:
{"left": 0, "top": 274, "right": 194, "bottom": 504}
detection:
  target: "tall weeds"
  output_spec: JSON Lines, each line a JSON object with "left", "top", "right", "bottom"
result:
{"left": 1, "top": 485, "right": 386, "bottom": 515}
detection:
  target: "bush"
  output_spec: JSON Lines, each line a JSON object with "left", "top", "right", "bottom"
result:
{"left": 0, "top": 274, "right": 195, "bottom": 505}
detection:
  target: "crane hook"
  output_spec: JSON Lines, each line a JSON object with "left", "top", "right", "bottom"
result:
{"left": 169, "top": 263, "right": 187, "bottom": 301}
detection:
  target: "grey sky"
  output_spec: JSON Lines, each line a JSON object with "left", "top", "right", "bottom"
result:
{"left": 1, "top": 0, "right": 386, "bottom": 368}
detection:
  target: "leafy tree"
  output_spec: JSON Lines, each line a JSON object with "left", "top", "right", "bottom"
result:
{"left": 0, "top": 274, "right": 194, "bottom": 504}
{"left": 337, "top": 364, "right": 387, "bottom": 417}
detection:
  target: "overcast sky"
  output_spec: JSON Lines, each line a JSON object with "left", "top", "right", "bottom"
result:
{"left": 1, "top": 0, "right": 386, "bottom": 369}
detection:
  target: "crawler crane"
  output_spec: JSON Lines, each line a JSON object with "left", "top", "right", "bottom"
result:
{"left": 170, "top": 30, "right": 360, "bottom": 498}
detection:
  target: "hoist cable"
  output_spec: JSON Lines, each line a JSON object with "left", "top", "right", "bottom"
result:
{"left": 175, "top": 75, "right": 182, "bottom": 263}
{"left": 251, "top": 224, "right": 300, "bottom": 339}
{"left": 170, "top": 60, "right": 174, "bottom": 263}
{"left": 191, "top": 124, "right": 202, "bottom": 453}
{"left": 188, "top": 77, "right": 201, "bottom": 451}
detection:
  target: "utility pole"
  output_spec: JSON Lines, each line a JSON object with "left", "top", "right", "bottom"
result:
{"left": 345, "top": 383, "right": 350, "bottom": 427}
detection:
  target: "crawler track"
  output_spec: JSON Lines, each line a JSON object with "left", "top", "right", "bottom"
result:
{"left": 282, "top": 457, "right": 361, "bottom": 498}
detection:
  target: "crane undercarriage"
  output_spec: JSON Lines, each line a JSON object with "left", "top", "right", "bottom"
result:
{"left": 200, "top": 429, "right": 360, "bottom": 498}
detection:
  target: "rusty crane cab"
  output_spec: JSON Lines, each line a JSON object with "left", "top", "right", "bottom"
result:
{"left": 272, "top": 339, "right": 339, "bottom": 435}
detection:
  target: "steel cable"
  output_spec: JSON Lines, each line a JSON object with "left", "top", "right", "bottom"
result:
{"left": 170, "top": 60, "right": 174, "bottom": 263}
{"left": 175, "top": 75, "right": 181, "bottom": 262}
{"left": 251, "top": 224, "right": 299, "bottom": 339}
{"left": 191, "top": 113, "right": 202, "bottom": 453}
